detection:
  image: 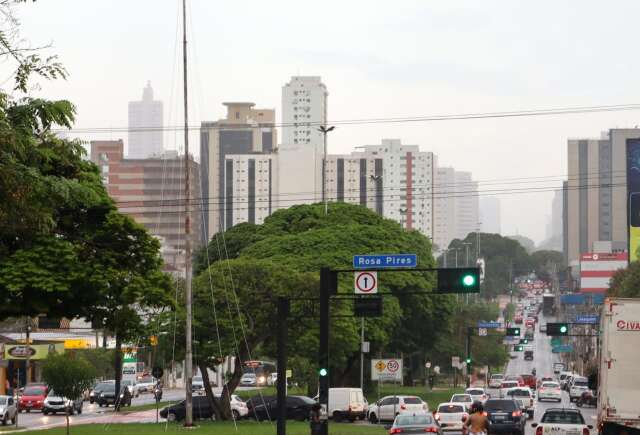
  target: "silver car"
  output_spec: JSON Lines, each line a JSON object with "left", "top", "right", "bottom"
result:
{"left": 0, "top": 396, "right": 17, "bottom": 425}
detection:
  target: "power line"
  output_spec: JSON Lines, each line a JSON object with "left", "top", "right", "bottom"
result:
{"left": 55, "top": 103, "right": 640, "bottom": 134}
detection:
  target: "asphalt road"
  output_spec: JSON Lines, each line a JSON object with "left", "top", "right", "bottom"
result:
{"left": 495, "top": 311, "right": 598, "bottom": 435}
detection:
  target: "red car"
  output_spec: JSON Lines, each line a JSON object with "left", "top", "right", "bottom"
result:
{"left": 525, "top": 318, "right": 535, "bottom": 328}
{"left": 514, "top": 316, "right": 523, "bottom": 325}
{"left": 18, "top": 385, "right": 48, "bottom": 413}
{"left": 505, "top": 375, "right": 525, "bottom": 387}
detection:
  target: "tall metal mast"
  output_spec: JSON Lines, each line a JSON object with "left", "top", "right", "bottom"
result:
{"left": 182, "top": 0, "right": 194, "bottom": 427}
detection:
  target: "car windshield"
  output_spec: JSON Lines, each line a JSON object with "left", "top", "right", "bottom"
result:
{"left": 573, "top": 380, "right": 588, "bottom": 387}
{"left": 492, "top": 375, "right": 504, "bottom": 380}
{"left": 0, "top": 397, "right": 7, "bottom": 405}
{"left": 508, "top": 390, "right": 531, "bottom": 397}
{"left": 502, "top": 382, "right": 518, "bottom": 388}
{"left": 102, "top": 385, "right": 116, "bottom": 392}
{"left": 439, "top": 404, "right": 464, "bottom": 413}
{"left": 139, "top": 376, "right": 152, "bottom": 383}
{"left": 23, "top": 387, "right": 45, "bottom": 396}
{"left": 451, "top": 395, "right": 471, "bottom": 402}
{"left": 542, "top": 382, "right": 560, "bottom": 388}
{"left": 541, "top": 411, "right": 585, "bottom": 424}
{"left": 193, "top": 377, "right": 203, "bottom": 382}
{"left": 243, "top": 374, "right": 256, "bottom": 378}
{"left": 396, "top": 415, "right": 433, "bottom": 426}
{"left": 95, "top": 383, "right": 111, "bottom": 390}
{"left": 122, "top": 380, "right": 132, "bottom": 386}
{"left": 467, "top": 390, "right": 484, "bottom": 395}
{"left": 485, "top": 400, "right": 517, "bottom": 412}
{"left": 404, "top": 397, "right": 422, "bottom": 404}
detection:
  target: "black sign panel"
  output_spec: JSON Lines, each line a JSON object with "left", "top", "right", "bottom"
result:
{"left": 354, "top": 297, "right": 382, "bottom": 317}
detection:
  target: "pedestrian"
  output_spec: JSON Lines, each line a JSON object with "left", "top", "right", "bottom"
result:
{"left": 309, "top": 403, "right": 323, "bottom": 435}
{"left": 464, "top": 401, "right": 489, "bottom": 435}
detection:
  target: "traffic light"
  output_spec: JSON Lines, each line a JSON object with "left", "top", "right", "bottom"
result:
{"left": 519, "top": 338, "right": 528, "bottom": 345}
{"left": 319, "top": 367, "right": 328, "bottom": 377}
{"left": 465, "top": 357, "right": 472, "bottom": 364}
{"left": 506, "top": 327, "right": 521, "bottom": 337}
{"left": 547, "top": 323, "right": 569, "bottom": 336}
{"left": 515, "top": 345, "right": 524, "bottom": 352}
{"left": 437, "top": 268, "right": 481, "bottom": 294}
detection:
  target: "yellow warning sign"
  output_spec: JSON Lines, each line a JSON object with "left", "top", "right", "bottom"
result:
{"left": 374, "top": 360, "right": 386, "bottom": 372}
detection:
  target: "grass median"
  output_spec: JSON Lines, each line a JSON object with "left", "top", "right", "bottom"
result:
{"left": 16, "top": 420, "right": 387, "bottom": 434}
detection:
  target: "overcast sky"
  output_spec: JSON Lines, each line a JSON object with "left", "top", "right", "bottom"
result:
{"left": 12, "top": 0, "right": 640, "bottom": 244}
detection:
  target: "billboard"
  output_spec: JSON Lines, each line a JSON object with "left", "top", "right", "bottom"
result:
{"left": 579, "top": 252, "right": 628, "bottom": 293}
{"left": 627, "top": 139, "right": 640, "bottom": 262}
{"left": 4, "top": 343, "right": 64, "bottom": 360}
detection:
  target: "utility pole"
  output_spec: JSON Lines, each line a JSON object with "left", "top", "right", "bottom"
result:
{"left": 443, "top": 249, "right": 448, "bottom": 268}
{"left": 463, "top": 242, "right": 471, "bottom": 266}
{"left": 276, "top": 298, "right": 289, "bottom": 435}
{"left": 318, "top": 126, "right": 335, "bottom": 216}
{"left": 25, "top": 318, "right": 31, "bottom": 383}
{"left": 181, "top": 0, "right": 194, "bottom": 427}
{"left": 360, "top": 318, "right": 365, "bottom": 390}
{"left": 465, "top": 327, "right": 472, "bottom": 388}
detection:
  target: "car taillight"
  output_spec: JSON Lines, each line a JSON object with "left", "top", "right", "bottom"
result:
{"left": 390, "top": 429, "right": 403, "bottom": 434}
{"left": 400, "top": 404, "right": 406, "bottom": 410}
{"left": 512, "top": 410, "right": 522, "bottom": 417}
{"left": 434, "top": 413, "right": 440, "bottom": 420}
{"left": 583, "top": 429, "right": 589, "bottom": 435}
{"left": 424, "top": 428, "right": 438, "bottom": 433}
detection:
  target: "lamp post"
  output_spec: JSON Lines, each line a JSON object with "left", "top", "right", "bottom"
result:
{"left": 318, "top": 125, "right": 335, "bottom": 216}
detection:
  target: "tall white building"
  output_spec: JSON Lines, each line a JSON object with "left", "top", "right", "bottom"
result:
{"left": 325, "top": 139, "right": 434, "bottom": 236}
{"left": 128, "top": 82, "right": 163, "bottom": 158}
{"left": 480, "top": 197, "right": 502, "bottom": 235}
{"left": 281, "top": 76, "right": 328, "bottom": 148}
{"left": 454, "top": 171, "right": 479, "bottom": 240}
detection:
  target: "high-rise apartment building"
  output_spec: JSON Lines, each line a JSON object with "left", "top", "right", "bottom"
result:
{"left": 90, "top": 140, "right": 201, "bottom": 275}
{"left": 281, "top": 76, "right": 328, "bottom": 148}
{"left": 565, "top": 128, "right": 636, "bottom": 264}
{"left": 454, "top": 171, "right": 480, "bottom": 240}
{"left": 128, "top": 82, "right": 163, "bottom": 158}
{"left": 480, "top": 197, "right": 501, "bottom": 235}
{"left": 324, "top": 153, "right": 383, "bottom": 215}
{"left": 200, "top": 102, "right": 277, "bottom": 238}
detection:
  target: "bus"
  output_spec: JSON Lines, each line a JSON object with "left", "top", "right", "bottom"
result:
{"left": 243, "top": 360, "right": 277, "bottom": 386}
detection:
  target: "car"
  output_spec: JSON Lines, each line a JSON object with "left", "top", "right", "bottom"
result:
{"left": 267, "top": 373, "right": 278, "bottom": 386}
{"left": 89, "top": 381, "right": 114, "bottom": 404}
{"left": 539, "top": 324, "right": 547, "bottom": 333}
{"left": 537, "top": 381, "right": 562, "bottom": 402}
{"left": 568, "top": 376, "right": 589, "bottom": 402}
{"left": 96, "top": 384, "right": 131, "bottom": 408}
{"left": 524, "top": 329, "right": 534, "bottom": 342}
{"left": 136, "top": 375, "right": 156, "bottom": 394}
{"left": 192, "top": 376, "right": 205, "bottom": 395}
{"left": 558, "top": 372, "right": 574, "bottom": 390}
{"left": 524, "top": 350, "right": 534, "bottom": 361}
{"left": 536, "top": 376, "right": 555, "bottom": 389}
{"left": 465, "top": 388, "right": 489, "bottom": 403}
{"left": 500, "top": 381, "right": 520, "bottom": 398}
{"left": 450, "top": 394, "right": 473, "bottom": 407}
{"left": 515, "top": 316, "right": 523, "bottom": 325}
{"left": 434, "top": 402, "right": 468, "bottom": 432}
{"left": 531, "top": 408, "right": 593, "bottom": 435}
{"left": 0, "top": 396, "right": 17, "bottom": 425}
{"left": 250, "top": 395, "right": 317, "bottom": 422}
{"left": 368, "top": 395, "right": 427, "bottom": 423}
{"left": 240, "top": 373, "right": 257, "bottom": 387}
{"left": 525, "top": 319, "right": 535, "bottom": 328}
{"left": 388, "top": 413, "right": 442, "bottom": 435}
{"left": 161, "top": 395, "right": 218, "bottom": 422}
{"left": 520, "top": 374, "right": 537, "bottom": 390}
{"left": 18, "top": 385, "right": 47, "bottom": 413}
{"left": 505, "top": 387, "right": 535, "bottom": 419}
{"left": 489, "top": 374, "right": 505, "bottom": 389}
{"left": 484, "top": 398, "right": 526, "bottom": 435}
{"left": 43, "top": 391, "right": 83, "bottom": 415}
{"left": 121, "top": 379, "right": 139, "bottom": 397}
{"left": 220, "top": 394, "right": 249, "bottom": 420}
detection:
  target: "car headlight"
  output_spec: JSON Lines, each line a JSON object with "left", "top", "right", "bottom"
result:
{"left": 100, "top": 393, "right": 105, "bottom": 397}
{"left": 119, "top": 394, "right": 124, "bottom": 398}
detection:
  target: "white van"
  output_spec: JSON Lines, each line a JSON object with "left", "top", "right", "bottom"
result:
{"left": 328, "top": 388, "right": 366, "bottom": 422}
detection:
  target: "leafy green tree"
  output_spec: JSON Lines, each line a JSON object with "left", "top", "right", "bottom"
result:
{"left": 42, "top": 353, "right": 97, "bottom": 435}
{"left": 609, "top": 260, "right": 640, "bottom": 297}
{"left": 530, "top": 250, "right": 565, "bottom": 282}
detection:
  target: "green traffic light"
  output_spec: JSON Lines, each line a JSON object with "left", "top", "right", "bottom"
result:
{"left": 462, "top": 274, "right": 476, "bottom": 287}
{"left": 319, "top": 368, "right": 328, "bottom": 377}
{"left": 465, "top": 358, "right": 471, "bottom": 364}
{"left": 560, "top": 325, "right": 568, "bottom": 334}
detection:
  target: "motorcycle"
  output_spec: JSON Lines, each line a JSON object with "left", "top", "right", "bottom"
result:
{"left": 153, "top": 384, "right": 163, "bottom": 402}
{"left": 576, "top": 390, "right": 597, "bottom": 407}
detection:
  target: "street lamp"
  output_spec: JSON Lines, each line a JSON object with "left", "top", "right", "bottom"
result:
{"left": 318, "top": 125, "right": 335, "bottom": 216}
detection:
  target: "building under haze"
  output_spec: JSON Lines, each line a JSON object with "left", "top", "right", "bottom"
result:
{"left": 564, "top": 128, "right": 636, "bottom": 266}
{"left": 128, "top": 82, "right": 163, "bottom": 158}
{"left": 90, "top": 140, "right": 201, "bottom": 275}
{"left": 480, "top": 197, "right": 501, "bottom": 235}
{"left": 281, "top": 76, "right": 328, "bottom": 148}
{"left": 199, "top": 102, "right": 277, "bottom": 238}
{"left": 454, "top": 171, "right": 480, "bottom": 241}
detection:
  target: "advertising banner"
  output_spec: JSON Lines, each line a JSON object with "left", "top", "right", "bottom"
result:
{"left": 627, "top": 139, "right": 640, "bottom": 261}
{"left": 4, "top": 343, "right": 64, "bottom": 360}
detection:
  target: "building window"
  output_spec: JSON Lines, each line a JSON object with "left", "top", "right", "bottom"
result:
{"left": 235, "top": 111, "right": 240, "bottom": 119}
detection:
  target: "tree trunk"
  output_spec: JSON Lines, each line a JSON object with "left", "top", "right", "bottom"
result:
{"left": 220, "top": 354, "right": 245, "bottom": 418}
{"left": 336, "top": 353, "right": 359, "bottom": 387}
{"left": 198, "top": 361, "right": 224, "bottom": 420}
{"left": 114, "top": 333, "right": 122, "bottom": 411}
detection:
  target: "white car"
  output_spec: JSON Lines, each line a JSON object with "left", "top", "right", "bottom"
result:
{"left": 240, "top": 373, "right": 257, "bottom": 387}
{"left": 499, "top": 380, "right": 520, "bottom": 398}
{"left": 489, "top": 374, "right": 505, "bottom": 389}
{"left": 121, "top": 380, "right": 140, "bottom": 398}
{"left": 569, "top": 376, "right": 589, "bottom": 402}
{"left": 0, "top": 396, "right": 17, "bottom": 425}
{"left": 136, "top": 376, "right": 156, "bottom": 394}
{"left": 435, "top": 402, "right": 468, "bottom": 432}
{"left": 450, "top": 394, "right": 473, "bottom": 408}
{"left": 537, "top": 381, "right": 562, "bottom": 402}
{"left": 267, "top": 373, "right": 278, "bottom": 386}
{"left": 215, "top": 394, "right": 248, "bottom": 419}
{"left": 505, "top": 387, "right": 535, "bottom": 419}
{"left": 532, "top": 408, "right": 593, "bottom": 435}
{"left": 367, "top": 395, "right": 427, "bottom": 423}
{"left": 465, "top": 387, "right": 489, "bottom": 403}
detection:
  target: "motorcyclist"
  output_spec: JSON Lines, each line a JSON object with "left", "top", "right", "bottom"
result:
{"left": 531, "top": 368, "right": 536, "bottom": 376}
{"left": 464, "top": 401, "right": 489, "bottom": 435}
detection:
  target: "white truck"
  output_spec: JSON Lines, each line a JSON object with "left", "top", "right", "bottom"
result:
{"left": 597, "top": 298, "right": 640, "bottom": 435}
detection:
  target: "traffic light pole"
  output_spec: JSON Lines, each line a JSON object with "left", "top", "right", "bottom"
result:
{"left": 276, "top": 298, "right": 289, "bottom": 435}
{"left": 465, "top": 327, "right": 472, "bottom": 388}
{"left": 318, "top": 268, "right": 332, "bottom": 435}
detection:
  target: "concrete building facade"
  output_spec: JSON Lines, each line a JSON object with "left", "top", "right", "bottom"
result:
{"left": 480, "top": 197, "right": 501, "bottom": 235}
{"left": 281, "top": 76, "right": 328, "bottom": 148}
{"left": 565, "top": 128, "right": 637, "bottom": 265}
{"left": 454, "top": 171, "right": 480, "bottom": 240}
{"left": 128, "top": 82, "right": 163, "bottom": 158}
{"left": 90, "top": 140, "right": 201, "bottom": 274}
{"left": 200, "top": 102, "right": 276, "bottom": 238}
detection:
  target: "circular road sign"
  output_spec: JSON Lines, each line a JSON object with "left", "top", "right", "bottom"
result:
{"left": 152, "top": 366, "right": 164, "bottom": 379}
{"left": 355, "top": 271, "right": 378, "bottom": 294}
{"left": 387, "top": 359, "right": 400, "bottom": 373}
